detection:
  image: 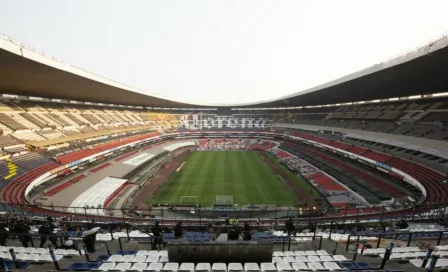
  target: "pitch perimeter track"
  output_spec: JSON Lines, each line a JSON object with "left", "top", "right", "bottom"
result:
{"left": 132, "top": 151, "right": 191, "bottom": 209}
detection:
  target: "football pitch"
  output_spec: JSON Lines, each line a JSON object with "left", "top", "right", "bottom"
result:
{"left": 149, "top": 151, "right": 297, "bottom": 206}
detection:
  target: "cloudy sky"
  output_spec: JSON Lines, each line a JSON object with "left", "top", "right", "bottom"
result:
{"left": 1, "top": 0, "right": 447, "bottom": 105}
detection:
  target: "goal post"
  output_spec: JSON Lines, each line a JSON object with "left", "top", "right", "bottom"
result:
{"left": 215, "top": 195, "right": 234, "bottom": 206}
{"left": 180, "top": 196, "right": 198, "bottom": 205}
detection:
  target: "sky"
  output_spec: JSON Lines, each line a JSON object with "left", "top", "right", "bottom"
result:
{"left": 1, "top": 1, "right": 448, "bottom": 106}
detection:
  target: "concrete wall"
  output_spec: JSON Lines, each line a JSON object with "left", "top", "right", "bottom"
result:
{"left": 167, "top": 240, "right": 273, "bottom": 263}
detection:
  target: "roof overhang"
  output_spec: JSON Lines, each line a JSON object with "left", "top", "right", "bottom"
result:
{"left": 1, "top": 34, "right": 448, "bottom": 108}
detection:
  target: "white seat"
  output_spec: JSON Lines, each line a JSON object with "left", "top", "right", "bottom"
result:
{"left": 14, "top": 247, "right": 25, "bottom": 253}
{"left": 228, "top": 263, "right": 243, "bottom": 272}
{"left": 130, "top": 263, "right": 147, "bottom": 271}
{"left": 196, "top": 263, "right": 211, "bottom": 272}
{"left": 23, "top": 247, "right": 34, "bottom": 254}
{"left": 136, "top": 250, "right": 149, "bottom": 256}
{"left": 146, "top": 263, "right": 164, "bottom": 272}
{"left": 158, "top": 251, "right": 168, "bottom": 257}
{"left": 295, "top": 251, "right": 306, "bottom": 256}
{"left": 276, "top": 263, "right": 294, "bottom": 271}
{"left": 284, "top": 251, "right": 296, "bottom": 257}
{"left": 54, "top": 249, "right": 67, "bottom": 255}
{"left": 291, "top": 263, "right": 310, "bottom": 271}
{"left": 389, "top": 253, "right": 404, "bottom": 260}
{"left": 323, "top": 262, "right": 341, "bottom": 271}
{"left": 409, "top": 259, "right": 424, "bottom": 268}
{"left": 96, "top": 263, "right": 116, "bottom": 271}
{"left": 273, "top": 251, "right": 285, "bottom": 257}
{"left": 362, "top": 248, "right": 379, "bottom": 256}
{"left": 272, "top": 257, "right": 284, "bottom": 263}
{"left": 159, "top": 256, "right": 169, "bottom": 263}
{"left": 244, "top": 263, "right": 260, "bottom": 272}
{"left": 316, "top": 250, "right": 329, "bottom": 256}
{"left": 145, "top": 256, "right": 160, "bottom": 263}
{"left": 295, "top": 256, "right": 308, "bottom": 263}
{"left": 148, "top": 251, "right": 159, "bottom": 257}
{"left": 66, "top": 249, "right": 80, "bottom": 256}
{"left": 438, "top": 251, "right": 448, "bottom": 257}
{"left": 283, "top": 257, "right": 295, "bottom": 263}
{"left": 115, "top": 262, "right": 132, "bottom": 271}
{"left": 32, "top": 248, "right": 47, "bottom": 254}
{"left": 305, "top": 251, "right": 317, "bottom": 256}
{"left": 25, "top": 254, "right": 40, "bottom": 261}
{"left": 260, "top": 263, "right": 277, "bottom": 272}
{"left": 307, "top": 256, "right": 321, "bottom": 262}
{"left": 320, "top": 256, "right": 334, "bottom": 262}
{"left": 122, "top": 255, "right": 135, "bottom": 263}
{"left": 401, "top": 252, "right": 416, "bottom": 259}
{"left": 107, "top": 255, "right": 123, "bottom": 262}
{"left": 212, "top": 263, "right": 227, "bottom": 272}
{"left": 307, "top": 262, "right": 327, "bottom": 271}
{"left": 332, "top": 255, "right": 347, "bottom": 262}
{"left": 15, "top": 253, "right": 28, "bottom": 260}
{"left": 0, "top": 252, "right": 11, "bottom": 260}
{"left": 415, "top": 252, "right": 426, "bottom": 258}
{"left": 163, "top": 263, "right": 179, "bottom": 272}
{"left": 132, "top": 256, "right": 147, "bottom": 263}
{"left": 37, "top": 254, "right": 53, "bottom": 262}
{"left": 179, "top": 263, "right": 195, "bottom": 272}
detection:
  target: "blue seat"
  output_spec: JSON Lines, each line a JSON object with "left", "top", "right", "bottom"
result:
{"left": 85, "top": 262, "right": 101, "bottom": 269}
{"left": 96, "top": 255, "right": 110, "bottom": 262}
{"left": 116, "top": 250, "right": 137, "bottom": 255}
{"left": 5, "top": 260, "right": 29, "bottom": 270}
{"left": 355, "top": 262, "right": 371, "bottom": 269}
{"left": 340, "top": 262, "right": 357, "bottom": 270}
{"left": 69, "top": 263, "right": 89, "bottom": 270}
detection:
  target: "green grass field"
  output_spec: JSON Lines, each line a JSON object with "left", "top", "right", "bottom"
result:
{"left": 149, "top": 151, "right": 297, "bottom": 206}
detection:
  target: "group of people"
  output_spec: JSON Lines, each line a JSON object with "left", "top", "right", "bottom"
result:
{"left": 0, "top": 216, "right": 32, "bottom": 247}
{"left": 0, "top": 215, "right": 99, "bottom": 253}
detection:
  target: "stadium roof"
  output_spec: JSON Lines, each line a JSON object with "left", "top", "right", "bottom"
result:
{"left": 1, "top": 34, "right": 448, "bottom": 108}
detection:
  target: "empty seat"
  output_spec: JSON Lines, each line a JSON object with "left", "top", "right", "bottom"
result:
{"left": 179, "top": 263, "right": 195, "bottom": 272}
{"left": 163, "top": 263, "right": 179, "bottom": 272}
{"left": 130, "top": 263, "right": 147, "bottom": 271}
{"left": 96, "top": 262, "right": 116, "bottom": 271}
{"left": 273, "top": 251, "right": 285, "bottom": 257}
{"left": 282, "top": 257, "right": 295, "bottom": 263}
{"left": 276, "top": 263, "right": 294, "bottom": 272}
{"left": 244, "top": 263, "right": 260, "bottom": 272}
{"left": 323, "top": 262, "right": 341, "bottom": 271}
{"left": 147, "top": 263, "right": 164, "bottom": 272}
{"left": 307, "top": 262, "right": 327, "bottom": 271}
{"left": 106, "top": 254, "right": 123, "bottom": 262}
{"left": 114, "top": 262, "right": 132, "bottom": 271}
{"left": 132, "top": 255, "right": 146, "bottom": 263}
{"left": 228, "top": 263, "right": 243, "bottom": 272}
{"left": 145, "top": 256, "right": 159, "bottom": 263}
{"left": 260, "top": 263, "right": 277, "bottom": 272}
{"left": 291, "top": 263, "right": 310, "bottom": 271}
{"left": 196, "top": 263, "right": 211, "bottom": 272}
{"left": 136, "top": 250, "right": 148, "bottom": 256}
{"left": 320, "top": 255, "right": 334, "bottom": 262}
{"left": 307, "top": 256, "right": 321, "bottom": 262}
{"left": 211, "top": 263, "right": 227, "bottom": 272}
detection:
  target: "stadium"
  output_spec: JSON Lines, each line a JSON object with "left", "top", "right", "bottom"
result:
{"left": 1, "top": 27, "right": 448, "bottom": 271}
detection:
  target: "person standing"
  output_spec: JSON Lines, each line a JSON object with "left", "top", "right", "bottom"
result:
{"left": 39, "top": 217, "right": 58, "bottom": 248}
{"left": 151, "top": 221, "right": 163, "bottom": 250}
{"left": 15, "top": 220, "right": 31, "bottom": 248}
{"left": 174, "top": 221, "right": 183, "bottom": 239}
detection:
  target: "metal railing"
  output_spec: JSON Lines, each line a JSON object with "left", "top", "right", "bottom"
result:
{"left": 1, "top": 201, "right": 447, "bottom": 226}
